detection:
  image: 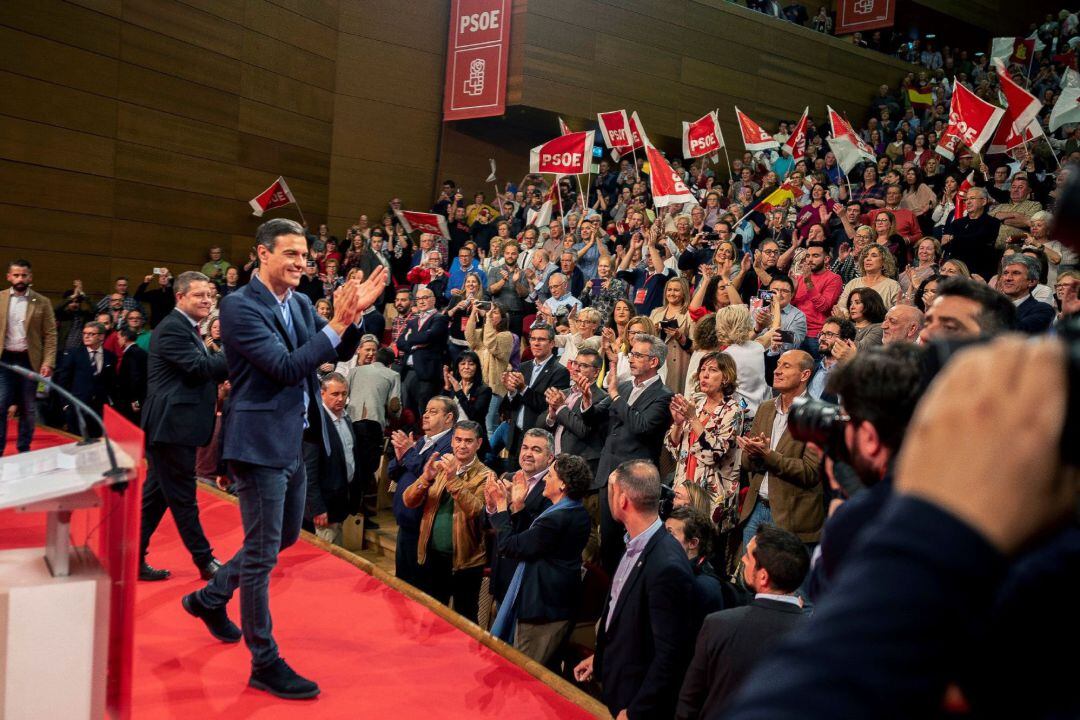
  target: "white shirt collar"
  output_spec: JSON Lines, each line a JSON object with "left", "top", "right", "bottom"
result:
{"left": 755, "top": 592, "right": 803, "bottom": 607}
{"left": 633, "top": 373, "right": 661, "bottom": 391}
{"left": 1011, "top": 293, "right": 1031, "bottom": 307}
{"left": 322, "top": 402, "right": 344, "bottom": 422}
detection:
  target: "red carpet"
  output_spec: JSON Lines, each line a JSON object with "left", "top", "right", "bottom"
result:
{"left": 2, "top": 426, "right": 598, "bottom": 719}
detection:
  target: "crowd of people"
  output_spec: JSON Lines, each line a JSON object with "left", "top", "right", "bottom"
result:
{"left": 1, "top": 6, "right": 1078, "bottom": 715}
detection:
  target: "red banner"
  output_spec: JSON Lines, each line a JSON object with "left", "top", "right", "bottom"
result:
{"left": 597, "top": 110, "right": 633, "bottom": 159}
{"left": 443, "top": 0, "right": 511, "bottom": 121}
{"left": 394, "top": 209, "right": 451, "bottom": 237}
{"left": 783, "top": 107, "right": 810, "bottom": 162}
{"left": 835, "top": 0, "right": 895, "bottom": 35}
{"left": 734, "top": 107, "right": 778, "bottom": 152}
{"left": 941, "top": 81, "right": 1005, "bottom": 156}
{"left": 645, "top": 145, "right": 697, "bottom": 208}
{"left": 529, "top": 131, "right": 595, "bottom": 175}
{"left": 682, "top": 111, "right": 724, "bottom": 159}
{"left": 248, "top": 177, "right": 295, "bottom": 217}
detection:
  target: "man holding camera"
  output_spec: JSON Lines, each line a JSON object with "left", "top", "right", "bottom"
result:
{"left": 754, "top": 276, "right": 808, "bottom": 357}
{"left": 737, "top": 350, "right": 823, "bottom": 548}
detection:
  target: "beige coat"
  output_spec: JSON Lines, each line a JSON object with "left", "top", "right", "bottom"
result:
{"left": 0, "top": 288, "right": 58, "bottom": 372}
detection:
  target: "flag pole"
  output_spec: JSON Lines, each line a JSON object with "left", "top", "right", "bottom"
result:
{"left": 575, "top": 174, "right": 588, "bottom": 219}
{"left": 293, "top": 200, "right": 307, "bottom": 228}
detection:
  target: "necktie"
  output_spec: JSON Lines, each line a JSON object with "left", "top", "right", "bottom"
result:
{"left": 90, "top": 349, "right": 101, "bottom": 375}
{"left": 280, "top": 300, "right": 298, "bottom": 345}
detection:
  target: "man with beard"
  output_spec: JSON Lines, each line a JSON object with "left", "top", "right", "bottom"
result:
{"left": 0, "top": 259, "right": 57, "bottom": 453}
{"left": 807, "top": 343, "right": 924, "bottom": 600}
{"left": 488, "top": 242, "right": 530, "bottom": 335}
{"left": 791, "top": 241, "right": 843, "bottom": 358}
{"left": 807, "top": 316, "right": 856, "bottom": 402}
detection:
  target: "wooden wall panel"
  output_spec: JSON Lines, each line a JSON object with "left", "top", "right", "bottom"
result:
{"left": 0, "top": 117, "right": 115, "bottom": 178}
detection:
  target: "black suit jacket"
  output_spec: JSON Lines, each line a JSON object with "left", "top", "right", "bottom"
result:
{"left": 596, "top": 526, "right": 694, "bottom": 718}
{"left": 396, "top": 312, "right": 449, "bottom": 381}
{"left": 1014, "top": 295, "right": 1054, "bottom": 334}
{"left": 112, "top": 344, "right": 148, "bottom": 424}
{"left": 55, "top": 346, "right": 116, "bottom": 412}
{"left": 500, "top": 356, "right": 570, "bottom": 457}
{"left": 489, "top": 501, "right": 590, "bottom": 623}
{"left": 592, "top": 378, "right": 674, "bottom": 490}
{"left": 488, "top": 476, "right": 552, "bottom": 601}
{"left": 361, "top": 308, "right": 387, "bottom": 345}
{"left": 542, "top": 387, "right": 608, "bottom": 469}
{"left": 676, "top": 598, "right": 809, "bottom": 719}
{"left": 140, "top": 309, "right": 229, "bottom": 447}
{"left": 302, "top": 405, "right": 359, "bottom": 524}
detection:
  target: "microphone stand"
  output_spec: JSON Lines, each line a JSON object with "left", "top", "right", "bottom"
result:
{"left": 0, "top": 360, "right": 129, "bottom": 491}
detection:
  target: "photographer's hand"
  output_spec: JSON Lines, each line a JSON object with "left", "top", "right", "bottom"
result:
{"left": 895, "top": 336, "right": 1072, "bottom": 554}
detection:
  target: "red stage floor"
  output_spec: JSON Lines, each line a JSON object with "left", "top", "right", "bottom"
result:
{"left": 1, "top": 426, "right": 597, "bottom": 719}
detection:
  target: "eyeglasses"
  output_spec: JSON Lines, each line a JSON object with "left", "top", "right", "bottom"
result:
{"left": 819, "top": 330, "right": 839, "bottom": 338}
{"left": 628, "top": 351, "right": 651, "bottom": 359}
{"left": 770, "top": 288, "right": 792, "bottom": 295}
{"left": 761, "top": 249, "right": 779, "bottom": 255}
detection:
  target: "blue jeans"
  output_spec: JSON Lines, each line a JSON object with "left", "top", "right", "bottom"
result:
{"left": 485, "top": 393, "right": 503, "bottom": 438}
{"left": 0, "top": 353, "right": 37, "bottom": 452}
{"left": 197, "top": 455, "right": 306, "bottom": 671}
{"left": 741, "top": 499, "right": 774, "bottom": 549}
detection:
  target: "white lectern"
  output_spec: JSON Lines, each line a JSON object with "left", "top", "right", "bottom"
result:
{"left": 0, "top": 440, "right": 133, "bottom": 720}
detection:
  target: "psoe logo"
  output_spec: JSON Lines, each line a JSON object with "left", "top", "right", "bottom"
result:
{"left": 464, "top": 58, "right": 485, "bottom": 96}
{"left": 853, "top": 0, "right": 876, "bottom": 14}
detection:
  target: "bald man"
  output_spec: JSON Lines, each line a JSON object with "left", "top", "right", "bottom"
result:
{"left": 737, "top": 350, "right": 824, "bottom": 547}
{"left": 881, "top": 305, "right": 924, "bottom": 345}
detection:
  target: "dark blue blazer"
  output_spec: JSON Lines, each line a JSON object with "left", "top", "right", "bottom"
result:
{"left": 595, "top": 527, "right": 695, "bottom": 719}
{"left": 1014, "top": 295, "right": 1055, "bottom": 334}
{"left": 389, "top": 431, "right": 453, "bottom": 535}
{"left": 55, "top": 345, "right": 115, "bottom": 411}
{"left": 218, "top": 277, "right": 363, "bottom": 468}
{"left": 490, "top": 501, "right": 590, "bottom": 623}
{"left": 487, "top": 476, "right": 552, "bottom": 601}
{"left": 395, "top": 313, "right": 449, "bottom": 382}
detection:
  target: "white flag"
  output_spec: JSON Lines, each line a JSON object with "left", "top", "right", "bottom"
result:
{"left": 1050, "top": 86, "right": 1080, "bottom": 131}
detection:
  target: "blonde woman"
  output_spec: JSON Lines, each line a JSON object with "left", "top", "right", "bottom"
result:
{"left": 554, "top": 307, "right": 602, "bottom": 368}
{"left": 466, "top": 301, "right": 514, "bottom": 436}
{"left": 835, "top": 243, "right": 902, "bottom": 313}
{"left": 713, "top": 305, "right": 769, "bottom": 419}
{"left": 649, "top": 276, "right": 693, "bottom": 393}
{"left": 603, "top": 315, "right": 668, "bottom": 385}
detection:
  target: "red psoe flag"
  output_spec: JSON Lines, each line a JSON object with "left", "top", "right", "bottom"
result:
{"left": 734, "top": 107, "right": 779, "bottom": 152}
{"left": 783, "top": 107, "right": 810, "bottom": 161}
{"left": 644, "top": 145, "right": 697, "bottom": 208}
{"left": 248, "top": 177, "right": 296, "bottom": 217}
{"left": 827, "top": 105, "right": 876, "bottom": 173}
{"left": 529, "top": 131, "right": 595, "bottom": 175}
{"left": 995, "top": 60, "right": 1043, "bottom": 133}
{"left": 394, "top": 209, "right": 451, "bottom": 238}
{"left": 628, "top": 111, "right": 647, "bottom": 151}
{"left": 682, "top": 110, "right": 725, "bottom": 160}
{"left": 941, "top": 80, "right": 1005, "bottom": 156}
{"left": 597, "top": 110, "right": 633, "bottom": 160}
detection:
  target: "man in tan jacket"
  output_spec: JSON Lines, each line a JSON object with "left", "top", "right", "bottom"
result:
{"left": 403, "top": 419, "right": 490, "bottom": 623}
{"left": 0, "top": 259, "right": 58, "bottom": 452}
{"left": 737, "top": 350, "right": 823, "bottom": 547}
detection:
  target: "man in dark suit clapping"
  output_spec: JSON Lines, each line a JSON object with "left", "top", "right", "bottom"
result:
{"left": 574, "top": 460, "right": 694, "bottom": 719}
{"left": 500, "top": 324, "right": 570, "bottom": 470}
{"left": 676, "top": 525, "right": 810, "bottom": 719}
{"left": 182, "top": 219, "right": 385, "bottom": 700}
{"left": 302, "top": 372, "right": 359, "bottom": 546}
{"left": 396, "top": 287, "right": 449, "bottom": 418}
{"left": 591, "top": 333, "right": 674, "bottom": 574}
{"left": 54, "top": 320, "right": 115, "bottom": 438}
{"left": 137, "top": 272, "right": 228, "bottom": 582}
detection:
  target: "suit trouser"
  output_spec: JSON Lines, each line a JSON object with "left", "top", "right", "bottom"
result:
{"left": 515, "top": 619, "right": 573, "bottom": 667}
{"left": 402, "top": 368, "right": 440, "bottom": 420}
{"left": 196, "top": 455, "right": 305, "bottom": 671}
{"left": 417, "top": 550, "right": 484, "bottom": 624}
{"left": 396, "top": 527, "right": 422, "bottom": 588}
{"left": 352, "top": 419, "right": 383, "bottom": 517}
{"left": 0, "top": 351, "right": 36, "bottom": 452}
{"left": 140, "top": 442, "right": 214, "bottom": 566}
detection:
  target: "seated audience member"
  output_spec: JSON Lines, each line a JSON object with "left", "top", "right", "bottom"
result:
{"left": 996, "top": 254, "right": 1056, "bottom": 333}
{"left": 881, "top": 303, "right": 924, "bottom": 344}
{"left": 488, "top": 453, "right": 592, "bottom": 666}
{"left": 737, "top": 350, "right": 822, "bottom": 548}
{"left": 403, "top": 420, "right": 491, "bottom": 622}
{"left": 921, "top": 276, "right": 1018, "bottom": 342}
{"left": 574, "top": 460, "right": 694, "bottom": 720}
{"left": 665, "top": 506, "right": 726, "bottom": 632}
{"left": 665, "top": 352, "right": 743, "bottom": 571}
{"left": 808, "top": 316, "right": 856, "bottom": 401}
{"left": 593, "top": 333, "right": 675, "bottom": 573}
{"left": 389, "top": 397, "right": 457, "bottom": 586}
{"left": 54, "top": 321, "right": 115, "bottom": 437}
{"left": 302, "top": 373, "right": 359, "bottom": 547}
{"left": 676, "top": 525, "right": 810, "bottom": 719}
{"left": 846, "top": 287, "right": 887, "bottom": 348}
{"left": 542, "top": 272, "right": 582, "bottom": 319}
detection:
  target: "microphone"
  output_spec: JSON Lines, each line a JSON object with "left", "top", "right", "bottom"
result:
{"left": 0, "top": 360, "right": 129, "bottom": 489}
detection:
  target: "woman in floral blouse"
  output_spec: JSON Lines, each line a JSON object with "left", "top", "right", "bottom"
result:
{"left": 664, "top": 351, "right": 744, "bottom": 570}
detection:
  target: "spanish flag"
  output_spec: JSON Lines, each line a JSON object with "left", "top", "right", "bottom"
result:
{"left": 908, "top": 86, "right": 933, "bottom": 110}
{"left": 755, "top": 181, "right": 798, "bottom": 213}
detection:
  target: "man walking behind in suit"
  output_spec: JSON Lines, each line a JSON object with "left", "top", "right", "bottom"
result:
{"left": 676, "top": 524, "right": 810, "bottom": 719}
{"left": 138, "top": 271, "right": 229, "bottom": 581}
{"left": 111, "top": 327, "right": 148, "bottom": 426}
{"left": 182, "top": 219, "right": 385, "bottom": 700}
{"left": 737, "top": 350, "right": 823, "bottom": 549}
{"left": 54, "top": 321, "right": 115, "bottom": 437}
{"left": 302, "top": 372, "right": 358, "bottom": 547}
{"left": 0, "top": 259, "right": 57, "bottom": 453}
{"left": 593, "top": 333, "right": 674, "bottom": 574}
{"left": 574, "top": 459, "right": 694, "bottom": 719}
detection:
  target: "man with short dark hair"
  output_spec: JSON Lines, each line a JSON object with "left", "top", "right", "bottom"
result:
{"left": 0, "top": 259, "right": 57, "bottom": 452}
{"left": 922, "top": 276, "right": 1017, "bottom": 341}
{"left": 677, "top": 524, "right": 809, "bottom": 718}
{"left": 301, "top": 373, "right": 359, "bottom": 547}
{"left": 998, "top": 254, "right": 1055, "bottom": 333}
{"left": 574, "top": 460, "right": 694, "bottom": 720}
{"left": 54, "top": 321, "right": 115, "bottom": 438}
{"left": 500, "top": 324, "right": 570, "bottom": 468}
{"left": 396, "top": 287, "right": 449, "bottom": 417}
{"left": 791, "top": 242, "right": 843, "bottom": 357}
{"left": 95, "top": 276, "right": 140, "bottom": 314}
{"left": 666, "top": 506, "right": 725, "bottom": 632}
{"left": 808, "top": 317, "right": 856, "bottom": 401}
{"left": 111, "top": 326, "right": 147, "bottom": 425}
{"left": 754, "top": 275, "right": 808, "bottom": 356}
{"left": 543, "top": 348, "right": 606, "bottom": 473}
